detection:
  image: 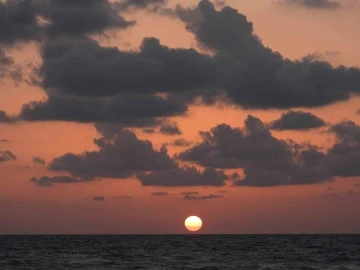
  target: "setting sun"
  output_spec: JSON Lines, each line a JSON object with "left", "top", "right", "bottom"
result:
{"left": 185, "top": 216, "right": 203, "bottom": 232}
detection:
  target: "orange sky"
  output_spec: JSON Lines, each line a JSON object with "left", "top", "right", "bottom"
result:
{"left": 0, "top": 0, "right": 360, "bottom": 234}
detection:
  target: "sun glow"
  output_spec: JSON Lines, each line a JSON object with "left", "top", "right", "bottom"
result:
{"left": 185, "top": 216, "right": 202, "bottom": 232}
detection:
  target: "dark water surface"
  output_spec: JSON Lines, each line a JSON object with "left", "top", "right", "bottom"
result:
{"left": 0, "top": 235, "right": 359, "bottom": 269}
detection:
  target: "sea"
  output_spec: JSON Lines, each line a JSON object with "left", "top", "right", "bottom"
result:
{"left": 0, "top": 235, "right": 359, "bottom": 269}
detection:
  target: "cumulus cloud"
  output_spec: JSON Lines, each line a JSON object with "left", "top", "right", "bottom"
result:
{"left": 151, "top": 191, "right": 168, "bottom": 196}
{"left": 179, "top": 115, "right": 331, "bottom": 186}
{"left": 269, "top": 110, "right": 326, "bottom": 130}
{"left": 47, "top": 123, "right": 176, "bottom": 180}
{"left": 174, "top": 0, "right": 360, "bottom": 109}
{"left": 37, "top": 37, "right": 217, "bottom": 97}
{"left": 0, "top": 0, "right": 41, "bottom": 45}
{"left": 0, "top": 50, "right": 23, "bottom": 82}
{"left": 35, "top": 0, "right": 134, "bottom": 37}
{"left": 183, "top": 193, "right": 222, "bottom": 200}
{"left": 159, "top": 121, "right": 182, "bottom": 135}
{"left": 281, "top": 0, "right": 342, "bottom": 9}
{"left": 325, "top": 121, "right": 360, "bottom": 177}
{"left": 0, "top": 150, "right": 16, "bottom": 162}
{"left": 30, "top": 175, "right": 83, "bottom": 187}
{"left": 20, "top": 93, "right": 186, "bottom": 127}
{"left": 0, "top": 110, "right": 17, "bottom": 123}
{"left": 138, "top": 166, "right": 228, "bottom": 186}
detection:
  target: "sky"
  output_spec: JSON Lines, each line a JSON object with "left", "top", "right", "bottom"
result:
{"left": 1, "top": 0, "right": 360, "bottom": 234}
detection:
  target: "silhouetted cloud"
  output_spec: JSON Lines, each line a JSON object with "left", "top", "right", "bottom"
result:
{"left": 0, "top": 50, "right": 23, "bottom": 82}
{"left": 183, "top": 193, "right": 222, "bottom": 200}
{"left": 173, "top": 0, "right": 360, "bottom": 109}
{"left": 0, "top": 139, "right": 10, "bottom": 142}
{"left": 37, "top": 37, "right": 218, "bottom": 97}
{"left": 0, "top": 110, "right": 17, "bottom": 123}
{"left": 20, "top": 93, "right": 186, "bottom": 126}
{"left": 325, "top": 121, "right": 360, "bottom": 177}
{"left": 47, "top": 123, "right": 176, "bottom": 180}
{"left": 138, "top": 166, "right": 228, "bottom": 186}
{"left": 180, "top": 191, "right": 199, "bottom": 195}
{"left": 159, "top": 121, "right": 182, "bottom": 135}
{"left": 36, "top": 0, "right": 134, "bottom": 37}
{"left": 281, "top": 0, "right": 342, "bottom": 9}
{"left": 117, "top": 0, "right": 167, "bottom": 11}
{"left": 179, "top": 115, "right": 331, "bottom": 186}
{"left": 33, "top": 156, "right": 46, "bottom": 165}
{"left": 172, "top": 138, "right": 192, "bottom": 147}
{"left": 30, "top": 175, "right": 82, "bottom": 187}
{"left": 143, "top": 128, "right": 156, "bottom": 134}
{"left": 269, "top": 110, "right": 326, "bottom": 131}
{"left": 93, "top": 196, "right": 105, "bottom": 201}
{"left": 0, "top": 0, "right": 41, "bottom": 45}
{"left": 0, "top": 150, "right": 16, "bottom": 162}
{"left": 151, "top": 191, "right": 168, "bottom": 196}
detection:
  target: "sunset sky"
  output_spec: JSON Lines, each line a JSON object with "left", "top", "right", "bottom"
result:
{"left": 1, "top": 0, "right": 360, "bottom": 234}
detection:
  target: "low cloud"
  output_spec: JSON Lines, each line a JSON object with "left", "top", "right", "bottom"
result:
{"left": 269, "top": 110, "right": 326, "bottom": 131}
{"left": 151, "top": 192, "right": 168, "bottom": 196}
{"left": 33, "top": 156, "right": 46, "bottom": 165}
{"left": 47, "top": 123, "right": 176, "bottom": 180}
{"left": 30, "top": 175, "right": 83, "bottom": 187}
{"left": 159, "top": 121, "right": 182, "bottom": 135}
{"left": 180, "top": 191, "right": 199, "bottom": 195}
{"left": 0, "top": 150, "right": 16, "bottom": 162}
{"left": 325, "top": 121, "right": 360, "bottom": 177}
{"left": 0, "top": 110, "right": 17, "bottom": 123}
{"left": 183, "top": 193, "right": 222, "bottom": 200}
{"left": 172, "top": 138, "right": 192, "bottom": 147}
{"left": 138, "top": 166, "right": 228, "bottom": 187}
{"left": 280, "top": 0, "right": 342, "bottom": 9}
{"left": 93, "top": 196, "right": 105, "bottom": 201}
{"left": 179, "top": 115, "right": 331, "bottom": 187}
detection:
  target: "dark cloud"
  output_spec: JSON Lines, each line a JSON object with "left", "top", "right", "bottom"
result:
{"left": 325, "top": 121, "right": 360, "bottom": 177}
{"left": 0, "top": 0, "right": 41, "bottom": 45}
{"left": 48, "top": 124, "right": 176, "bottom": 180}
{"left": 159, "top": 121, "right": 182, "bottom": 135}
{"left": 117, "top": 0, "right": 167, "bottom": 11}
{"left": 20, "top": 93, "right": 187, "bottom": 127}
{"left": 138, "top": 166, "right": 228, "bottom": 186}
{"left": 172, "top": 138, "right": 192, "bottom": 147}
{"left": 30, "top": 175, "right": 82, "bottom": 187}
{"left": 0, "top": 150, "right": 16, "bottom": 162}
{"left": 179, "top": 115, "right": 331, "bottom": 187}
{"left": 143, "top": 128, "right": 156, "bottom": 134}
{"left": 269, "top": 110, "right": 326, "bottom": 131}
{"left": 180, "top": 191, "right": 199, "bottom": 195}
{"left": 0, "top": 139, "right": 10, "bottom": 142}
{"left": 281, "top": 0, "right": 342, "bottom": 9}
{"left": 151, "top": 191, "right": 168, "bottom": 196}
{"left": 183, "top": 193, "right": 222, "bottom": 200}
{"left": 0, "top": 110, "right": 17, "bottom": 123}
{"left": 0, "top": 50, "right": 23, "bottom": 82}
{"left": 174, "top": 0, "right": 360, "bottom": 109}
{"left": 33, "top": 156, "right": 46, "bottom": 165}
{"left": 93, "top": 195, "right": 105, "bottom": 201}
{"left": 36, "top": 0, "right": 134, "bottom": 37}
{"left": 38, "top": 37, "right": 218, "bottom": 97}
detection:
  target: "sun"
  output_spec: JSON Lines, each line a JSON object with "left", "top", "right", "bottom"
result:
{"left": 185, "top": 216, "right": 202, "bottom": 232}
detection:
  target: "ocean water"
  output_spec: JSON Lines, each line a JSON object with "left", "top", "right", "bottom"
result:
{"left": 0, "top": 235, "right": 359, "bottom": 269}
